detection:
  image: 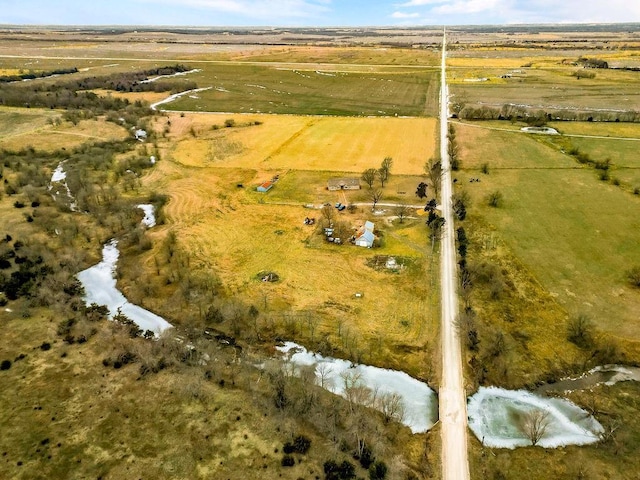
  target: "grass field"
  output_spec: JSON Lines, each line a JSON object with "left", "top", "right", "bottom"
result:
{"left": 163, "top": 63, "right": 438, "bottom": 116}
{"left": 137, "top": 153, "right": 439, "bottom": 377}
{"left": 161, "top": 113, "right": 437, "bottom": 175}
{"left": 0, "top": 116, "right": 130, "bottom": 151}
{"left": 456, "top": 124, "right": 640, "bottom": 343}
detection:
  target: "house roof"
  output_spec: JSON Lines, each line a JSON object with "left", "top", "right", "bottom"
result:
{"left": 357, "top": 229, "right": 375, "bottom": 244}
{"left": 364, "top": 221, "right": 374, "bottom": 232}
{"left": 260, "top": 181, "right": 272, "bottom": 188}
{"left": 327, "top": 177, "right": 360, "bottom": 187}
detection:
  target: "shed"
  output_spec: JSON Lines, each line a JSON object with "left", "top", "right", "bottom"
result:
{"left": 257, "top": 181, "right": 273, "bottom": 192}
{"left": 355, "top": 229, "right": 375, "bottom": 248}
{"left": 327, "top": 177, "right": 361, "bottom": 191}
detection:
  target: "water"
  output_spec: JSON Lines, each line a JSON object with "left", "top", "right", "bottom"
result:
{"left": 76, "top": 240, "right": 172, "bottom": 336}
{"left": 536, "top": 365, "right": 640, "bottom": 394}
{"left": 467, "top": 387, "right": 604, "bottom": 449}
{"left": 137, "top": 204, "right": 156, "bottom": 228}
{"left": 276, "top": 342, "right": 438, "bottom": 433}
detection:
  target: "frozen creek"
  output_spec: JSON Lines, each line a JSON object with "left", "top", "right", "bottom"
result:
{"left": 76, "top": 241, "right": 172, "bottom": 336}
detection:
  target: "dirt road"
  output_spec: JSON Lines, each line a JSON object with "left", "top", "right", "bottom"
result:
{"left": 439, "top": 28, "right": 470, "bottom": 480}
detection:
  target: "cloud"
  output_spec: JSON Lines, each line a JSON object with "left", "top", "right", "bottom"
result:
{"left": 391, "top": 11, "right": 421, "bottom": 18}
{"left": 397, "top": 0, "right": 446, "bottom": 6}
{"left": 142, "top": 0, "right": 331, "bottom": 20}
{"left": 432, "top": 0, "right": 503, "bottom": 15}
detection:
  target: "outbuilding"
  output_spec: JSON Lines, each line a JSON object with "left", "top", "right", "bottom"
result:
{"left": 327, "top": 177, "right": 361, "bottom": 191}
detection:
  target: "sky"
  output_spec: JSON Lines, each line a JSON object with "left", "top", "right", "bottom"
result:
{"left": 0, "top": 0, "right": 639, "bottom": 27}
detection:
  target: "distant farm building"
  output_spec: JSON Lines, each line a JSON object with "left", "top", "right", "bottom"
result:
{"left": 134, "top": 129, "right": 147, "bottom": 141}
{"left": 328, "top": 177, "right": 360, "bottom": 191}
{"left": 355, "top": 221, "right": 375, "bottom": 248}
{"left": 257, "top": 181, "right": 273, "bottom": 192}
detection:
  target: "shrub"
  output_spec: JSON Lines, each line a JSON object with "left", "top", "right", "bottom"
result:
{"left": 284, "top": 435, "right": 311, "bottom": 455}
{"left": 567, "top": 314, "right": 594, "bottom": 349}
{"left": 281, "top": 455, "right": 295, "bottom": 467}
{"left": 40, "top": 342, "right": 51, "bottom": 351}
{"left": 487, "top": 191, "right": 503, "bottom": 208}
{"left": 13, "top": 201, "right": 25, "bottom": 208}
{"left": 224, "top": 119, "right": 236, "bottom": 128}
{"left": 628, "top": 266, "right": 640, "bottom": 288}
{"left": 480, "top": 163, "right": 489, "bottom": 174}
{"left": 634, "top": 187, "right": 640, "bottom": 195}
{"left": 369, "top": 461, "right": 388, "bottom": 480}
{"left": 0, "top": 359, "right": 11, "bottom": 370}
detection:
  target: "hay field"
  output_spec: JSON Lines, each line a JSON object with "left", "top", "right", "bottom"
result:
{"left": 142, "top": 150, "right": 438, "bottom": 375}
{"left": 0, "top": 118, "right": 130, "bottom": 151}
{"left": 163, "top": 113, "right": 436, "bottom": 175}
{"left": 457, "top": 128, "right": 640, "bottom": 341}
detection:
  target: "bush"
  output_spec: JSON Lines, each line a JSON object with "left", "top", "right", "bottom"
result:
{"left": 369, "top": 461, "right": 388, "bottom": 480}
{"left": 487, "top": 191, "right": 503, "bottom": 208}
{"left": 567, "top": 314, "right": 594, "bottom": 349}
{"left": 480, "top": 163, "right": 489, "bottom": 174}
{"left": 0, "top": 359, "right": 11, "bottom": 370}
{"left": 224, "top": 119, "right": 236, "bottom": 128}
{"left": 628, "top": 266, "right": 640, "bottom": 288}
{"left": 324, "top": 460, "right": 356, "bottom": 480}
{"left": 40, "top": 342, "right": 51, "bottom": 351}
{"left": 13, "top": 201, "right": 25, "bottom": 208}
{"left": 281, "top": 455, "right": 295, "bottom": 467}
{"left": 284, "top": 435, "right": 311, "bottom": 455}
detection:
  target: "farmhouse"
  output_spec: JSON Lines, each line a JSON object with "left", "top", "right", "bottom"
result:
{"left": 355, "top": 221, "right": 375, "bottom": 248}
{"left": 327, "top": 177, "right": 361, "bottom": 191}
{"left": 257, "top": 181, "right": 273, "bottom": 192}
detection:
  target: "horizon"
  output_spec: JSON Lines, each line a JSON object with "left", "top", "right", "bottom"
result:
{"left": 1, "top": 0, "right": 639, "bottom": 28}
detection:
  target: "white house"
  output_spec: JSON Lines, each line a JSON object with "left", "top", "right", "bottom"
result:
{"left": 355, "top": 221, "right": 375, "bottom": 248}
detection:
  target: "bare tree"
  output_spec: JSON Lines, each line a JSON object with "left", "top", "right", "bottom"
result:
{"left": 376, "top": 392, "right": 406, "bottom": 424}
{"left": 316, "top": 362, "right": 334, "bottom": 389}
{"left": 378, "top": 156, "right": 393, "bottom": 187}
{"left": 425, "top": 158, "right": 442, "bottom": 200}
{"left": 369, "top": 189, "right": 383, "bottom": 211}
{"left": 567, "top": 313, "right": 593, "bottom": 349}
{"left": 519, "top": 409, "right": 550, "bottom": 446}
{"left": 394, "top": 203, "right": 409, "bottom": 224}
{"left": 321, "top": 204, "right": 336, "bottom": 225}
{"left": 361, "top": 168, "right": 378, "bottom": 189}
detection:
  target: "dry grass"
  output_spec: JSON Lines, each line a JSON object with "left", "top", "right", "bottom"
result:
{"left": 0, "top": 118, "right": 130, "bottom": 151}
{"left": 160, "top": 112, "right": 436, "bottom": 175}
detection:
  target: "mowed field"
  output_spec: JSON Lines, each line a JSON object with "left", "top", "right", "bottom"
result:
{"left": 160, "top": 113, "right": 436, "bottom": 175}
{"left": 141, "top": 112, "right": 440, "bottom": 376}
{"left": 456, "top": 122, "right": 640, "bottom": 342}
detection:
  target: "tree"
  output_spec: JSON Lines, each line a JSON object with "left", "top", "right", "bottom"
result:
{"left": 424, "top": 198, "right": 437, "bottom": 212}
{"left": 425, "top": 158, "right": 442, "bottom": 199}
{"left": 321, "top": 204, "right": 336, "bottom": 225}
{"left": 369, "top": 189, "right": 382, "bottom": 211}
{"left": 567, "top": 313, "right": 594, "bottom": 349}
{"left": 376, "top": 392, "right": 405, "bottom": 424}
{"left": 394, "top": 203, "right": 409, "bottom": 224}
{"left": 426, "top": 211, "right": 445, "bottom": 250}
{"left": 378, "top": 157, "right": 393, "bottom": 187}
{"left": 361, "top": 168, "right": 378, "bottom": 189}
{"left": 415, "top": 182, "right": 428, "bottom": 199}
{"left": 519, "top": 409, "right": 550, "bottom": 446}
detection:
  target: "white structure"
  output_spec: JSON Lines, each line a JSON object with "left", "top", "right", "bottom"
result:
{"left": 355, "top": 221, "right": 375, "bottom": 248}
{"left": 134, "top": 129, "right": 147, "bottom": 141}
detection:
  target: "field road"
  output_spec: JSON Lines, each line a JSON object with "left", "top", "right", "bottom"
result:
{"left": 439, "top": 29, "right": 470, "bottom": 480}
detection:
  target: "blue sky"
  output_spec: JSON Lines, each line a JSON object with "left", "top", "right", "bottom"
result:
{"left": 0, "top": 0, "right": 638, "bottom": 26}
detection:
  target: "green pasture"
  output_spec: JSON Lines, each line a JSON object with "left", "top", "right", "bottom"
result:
{"left": 461, "top": 156, "right": 640, "bottom": 339}
{"left": 166, "top": 63, "right": 439, "bottom": 116}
